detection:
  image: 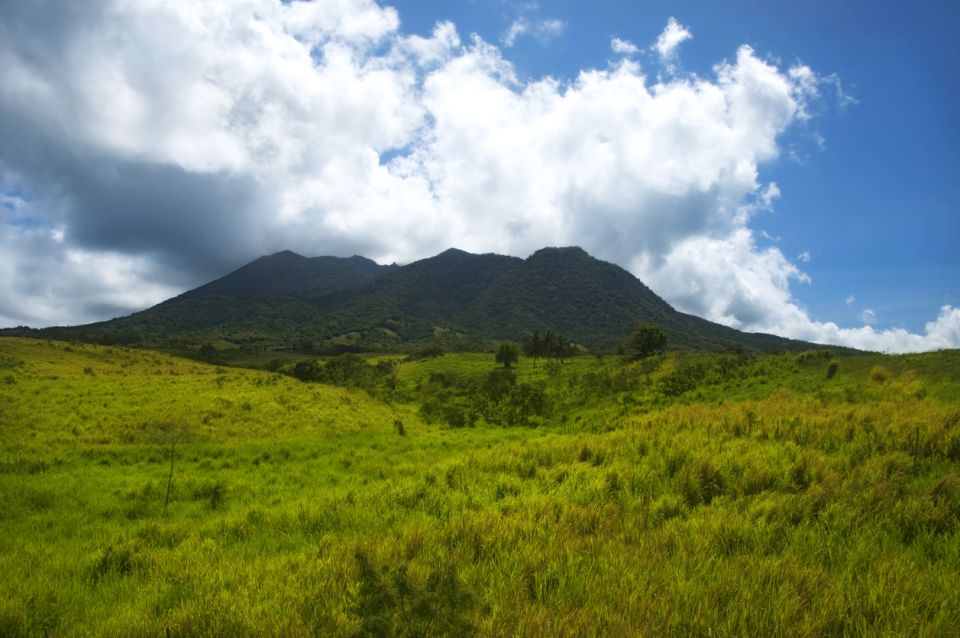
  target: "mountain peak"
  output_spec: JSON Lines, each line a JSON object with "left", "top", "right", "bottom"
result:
{"left": 433, "top": 247, "right": 472, "bottom": 259}
{"left": 264, "top": 249, "right": 306, "bottom": 260}
{"left": 528, "top": 246, "right": 590, "bottom": 260}
{"left": 177, "top": 249, "right": 394, "bottom": 301}
{"left": 47, "top": 245, "right": 828, "bottom": 354}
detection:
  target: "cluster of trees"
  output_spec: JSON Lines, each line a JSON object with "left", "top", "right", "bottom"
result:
{"left": 420, "top": 368, "right": 548, "bottom": 428}
{"left": 496, "top": 324, "right": 667, "bottom": 368}
{"left": 521, "top": 330, "right": 578, "bottom": 364}
{"left": 288, "top": 353, "right": 396, "bottom": 394}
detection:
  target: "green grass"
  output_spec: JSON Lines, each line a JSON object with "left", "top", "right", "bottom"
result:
{"left": 1, "top": 337, "right": 959, "bottom": 636}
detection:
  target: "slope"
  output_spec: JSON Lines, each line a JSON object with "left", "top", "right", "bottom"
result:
{"left": 5, "top": 246, "right": 840, "bottom": 353}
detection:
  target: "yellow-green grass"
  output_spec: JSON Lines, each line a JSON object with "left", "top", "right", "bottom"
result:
{"left": 1, "top": 337, "right": 958, "bottom": 636}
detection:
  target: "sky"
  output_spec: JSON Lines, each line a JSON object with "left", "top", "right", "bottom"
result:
{"left": 0, "top": 0, "right": 957, "bottom": 353}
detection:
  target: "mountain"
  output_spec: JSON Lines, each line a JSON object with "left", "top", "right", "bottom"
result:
{"left": 178, "top": 250, "right": 396, "bottom": 300}
{"left": 5, "top": 247, "right": 833, "bottom": 353}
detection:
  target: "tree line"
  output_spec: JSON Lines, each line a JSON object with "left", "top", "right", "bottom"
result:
{"left": 496, "top": 323, "right": 667, "bottom": 368}
{"left": 521, "top": 330, "right": 578, "bottom": 364}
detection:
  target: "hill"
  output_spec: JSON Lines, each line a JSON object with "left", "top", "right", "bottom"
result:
{"left": 5, "top": 246, "right": 837, "bottom": 354}
{"left": 1, "top": 337, "right": 957, "bottom": 634}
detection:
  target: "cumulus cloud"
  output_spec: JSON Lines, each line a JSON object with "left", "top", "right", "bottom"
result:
{"left": 611, "top": 37, "right": 639, "bottom": 56}
{"left": 789, "top": 306, "right": 960, "bottom": 354}
{"left": 861, "top": 309, "right": 878, "bottom": 325}
{"left": 0, "top": 223, "right": 180, "bottom": 327}
{"left": 652, "top": 17, "right": 692, "bottom": 72}
{"left": 0, "top": 1, "right": 954, "bottom": 353}
{"left": 502, "top": 17, "right": 565, "bottom": 47}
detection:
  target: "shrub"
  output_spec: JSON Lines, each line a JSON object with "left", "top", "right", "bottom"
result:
{"left": 352, "top": 550, "right": 475, "bottom": 637}
{"left": 91, "top": 539, "right": 152, "bottom": 581}
{"left": 624, "top": 323, "right": 667, "bottom": 359}
{"left": 198, "top": 343, "right": 218, "bottom": 361}
{"left": 494, "top": 342, "right": 519, "bottom": 368}
{"left": 795, "top": 350, "right": 832, "bottom": 365}
{"left": 825, "top": 361, "right": 839, "bottom": 379}
{"left": 649, "top": 495, "right": 685, "bottom": 525}
{"left": 869, "top": 365, "right": 891, "bottom": 384}
{"left": 680, "top": 459, "right": 726, "bottom": 507}
{"left": 292, "top": 359, "right": 320, "bottom": 381}
{"left": 660, "top": 363, "right": 707, "bottom": 397}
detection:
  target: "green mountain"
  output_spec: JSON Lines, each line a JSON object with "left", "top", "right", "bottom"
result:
{"left": 178, "top": 250, "right": 396, "bottom": 300}
{"left": 5, "top": 246, "right": 837, "bottom": 353}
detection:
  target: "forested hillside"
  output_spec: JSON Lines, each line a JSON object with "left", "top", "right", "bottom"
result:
{"left": 5, "top": 247, "right": 829, "bottom": 355}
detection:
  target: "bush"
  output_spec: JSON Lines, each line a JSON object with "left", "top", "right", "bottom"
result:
{"left": 660, "top": 363, "right": 707, "bottom": 397}
{"left": 624, "top": 324, "right": 667, "bottom": 359}
{"left": 91, "top": 539, "right": 152, "bottom": 581}
{"left": 649, "top": 495, "right": 685, "bottom": 525}
{"left": 680, "top": 459, "right": 726, "bottom": 507}
{"left": 825, "top": 361, "right": 839, "bottom": 379}
{"left": 292, "top": 359, "right": 320, "bottom": 381}
{"left": 198, "top": 343, "right": 218, "bottom": 361}
{"left": 352, "top": 550, "right": 475, "bottom": 637}
{"left": 494, "top": 342, "right": 519, "bottom": 368}
{"left": 795, "top": 350, "right": 832, "bottom": 365}
{"left": 869, "top": 365, "right": 891, "bottom": 384}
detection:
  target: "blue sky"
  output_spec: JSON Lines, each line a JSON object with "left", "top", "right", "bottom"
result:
{"left": 0, "top": 0, "right": 957, "bottom": 351}
{"left": 388, "top": 0, "right": 960, "bottom": 334}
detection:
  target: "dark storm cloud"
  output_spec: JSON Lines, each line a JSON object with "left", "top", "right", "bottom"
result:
{"left": 61, "top": 161, "right": 265, "bottom": 279}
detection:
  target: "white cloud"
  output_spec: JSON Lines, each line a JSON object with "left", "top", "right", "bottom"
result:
{"left": 398, "top": 21, "right": 461, "bottom": 67}
{"left": 798, "top": 250, "right": 811, "bottom": 262}
{"left": 539, "top": 19, "right": 566, "bottom": 39}
{"left": 0, "top": 223, "right": 179, "bottom": 327}
{"left": 611, "top": 37, "right": 639, "bottom": 55}
{"left": 861, "top": 309, "right": 877, "bottom": 324}
{"left": 652, "top": 17, "right": 692, "bottom": 72}
{"left": 0, "top": 1, "right": 953, "bottom": 353}
{"left": 845, "top": 295, "right": 856, "bottom": 305}
{"left": 502, "top": 17, "right": 565, "bottom": 48}
{"left": 502, "top": 19, "right": 528, "bottom": 48}
{"left": 788, "top": 306, "right": 960, "bottom": 354}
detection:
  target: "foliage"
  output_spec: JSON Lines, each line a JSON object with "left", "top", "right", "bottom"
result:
{"left": 494, "top": 342, "right": 519, "bottom": 368}
{"left": 522, "top": 330, "right": 577, "bottom": 363}
{"left": 0, "top": 337, "right": 959, "bottom": 636}
{"left": 352, "top": 550, "right": 475, "bottom": 637}
{"left": 826, "top": 360, "right": 839, "bottom": 379}
{"left": 624, "top": 323, "right": 667, "bottom": 359}
{"left": 3, "top": 247, "right": 852, "bottom": 355}
{"left": 197, "top": 343, "right": 218, "bottom": 362}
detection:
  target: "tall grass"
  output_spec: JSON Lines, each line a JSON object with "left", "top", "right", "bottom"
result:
{"left": 0, "top": 337, "right": 958, "bottom": 635}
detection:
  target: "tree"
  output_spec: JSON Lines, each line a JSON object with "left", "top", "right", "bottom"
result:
{"left": 495, "top": 342, "right": 519, "bottom": 368}
{"left": 624, "top": 323, "right": 667, "bottom": 359}
{"left": 528, "top": 330, "right": 578, "bottom": 364}
{"left": 291, "top": 359, "right": 320, "bottom": 381}
{"left": 553, "top": 334, "right": 577, "bottom": 363}
{"left": 198, "top": 343, "right": 218, "bottom": 361}
{"left": 522, "top": 331, "right": 545, "bottom": 365}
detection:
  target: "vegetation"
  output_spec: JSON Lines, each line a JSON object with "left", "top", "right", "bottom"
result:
{"left": 623, "top": 323, "right": 668, "bottom": 359}
{"left": 494, "top": 342, "right": 519, "bottom": 368}
{"left": 521, "top": 330, "right": 578, "bottom": 364}
{"left": 2, "top": 246, "right": 834, "bottom": 355}
{"left": 2, "top": 336, "right": 958, "bottom": 636}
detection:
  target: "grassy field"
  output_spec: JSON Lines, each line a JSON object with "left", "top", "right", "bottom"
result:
{"left": 1, "top": 337, "right": 959, "bottom": 636}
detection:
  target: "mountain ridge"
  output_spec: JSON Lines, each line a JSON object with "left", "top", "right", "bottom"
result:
{"left": 2, "top": 246, "right": 843, "bottom": 354}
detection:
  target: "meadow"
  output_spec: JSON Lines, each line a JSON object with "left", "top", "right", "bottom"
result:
{"left": 1, "top": 337, "right": 959, "bottom": 636}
